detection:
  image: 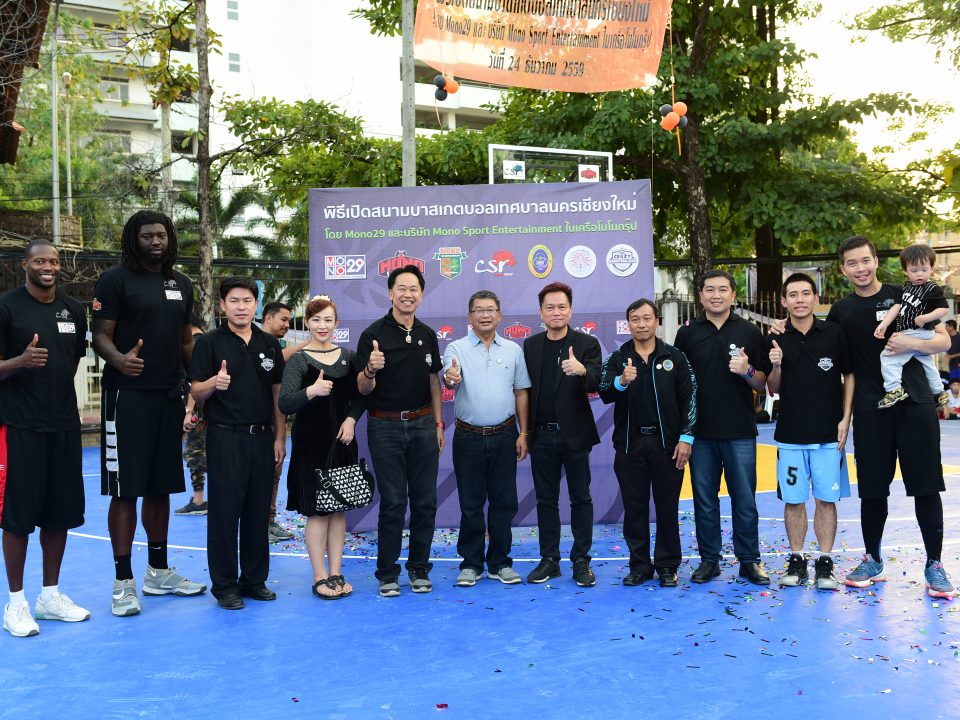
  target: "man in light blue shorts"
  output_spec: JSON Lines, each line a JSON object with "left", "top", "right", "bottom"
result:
{"left": 766, "top": 273, "right": 854, "bottom": 590}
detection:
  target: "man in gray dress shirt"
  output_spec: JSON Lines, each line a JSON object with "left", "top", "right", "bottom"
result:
{"left": 441, "top": 290, "right": 531, "bottom": 586}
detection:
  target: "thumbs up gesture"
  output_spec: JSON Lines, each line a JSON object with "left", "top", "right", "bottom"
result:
{"left": 120, "top": 338, "right": 145, "bottom": 377}
{"left": 214, "top": 359, "right": 231, "bottom": 391}
{"left": 620, "top": 356, "right": 637, "bottom": 386}
{"left": 367, "top": 339, "right": 385, "bottom": 374}
{"left": 769, "top": 340, "right": 783, "bottom": 368}
{"left": 19, "top": 333, "right": 48, "bottom": 369}
{"left": 561, "top": 345, "right": 585, "bottom": 377}
{"left": 728, "top": 347, "right": 750, "bottom": 376}
{"left": 308, "top": 368, "right": 334, "bottom": 398}
{"left": 444, "top": 356, "right": 461, "bottom": 387}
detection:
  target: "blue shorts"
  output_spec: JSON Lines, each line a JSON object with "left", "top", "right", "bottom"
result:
{"left": 776, "top": 443, "right": 851, "bottom": 504}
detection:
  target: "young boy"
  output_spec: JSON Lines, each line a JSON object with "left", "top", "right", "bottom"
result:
{"left": 875, "top": 244, "right": 949, "bottom": 409}
{"left": 189, "top": 278, "right": 286, "bottom": 610}
{"left": 766, "top": 273, "right": 854, "bottom": 590}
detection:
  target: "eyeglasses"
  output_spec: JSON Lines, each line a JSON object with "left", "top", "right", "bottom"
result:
{"left": 470, "top": 308, "right": 499, "bottom": 316}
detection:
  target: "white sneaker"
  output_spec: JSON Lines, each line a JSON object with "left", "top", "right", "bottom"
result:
{"left": 3, "top": 602, "right": 40, "bottom": 637}
{"left": 35, "top": 592, "right": 91, "bottom": 622}
{"left": 112, "top": 579, "right": 141, "bottom": 617}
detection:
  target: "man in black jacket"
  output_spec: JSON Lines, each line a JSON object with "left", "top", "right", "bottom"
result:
{"left": 599, "top": 299, "right": 697, "bottom": 588}
{"left": 523, "top": 282, "right": 602, "bottom": 587}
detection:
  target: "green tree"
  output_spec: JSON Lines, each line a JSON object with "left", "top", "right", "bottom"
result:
{"left": 855, "top": 0, "right": 960, "bottom": 69}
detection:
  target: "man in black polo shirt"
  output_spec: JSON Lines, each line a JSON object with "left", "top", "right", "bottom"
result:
{"left": 189, "top": 277, "right": 286, "bottom": 610}
{"left": 823, "top": 236, "right": 953, "bottom": 597}
{"left": 92, "top": 210, "right": 206, "bottom": 617}
{"left": 766, "top": 273, "right": 853, "bottom": 591}
{"left": 0, "top": 240, "right": 90, "bottom": 637}
{"left": 674, "top": 269, "right": 772, "bottom": 585}
{"left": 356, "top": 265, "right": 443, "bottom": 598}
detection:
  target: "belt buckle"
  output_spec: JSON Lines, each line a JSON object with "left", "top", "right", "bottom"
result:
{"left": 399, "top": 410, "right": 411, "bottom": 420}
{"left": 481, "top": 426, "right": 495, "bottom": 436}
{"left": 248, "top": 424, "right": 258, "bottom": 435}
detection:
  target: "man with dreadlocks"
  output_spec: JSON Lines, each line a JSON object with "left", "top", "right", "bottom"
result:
{"left": 92, "top": 211, "right": 207, "bottom": 617}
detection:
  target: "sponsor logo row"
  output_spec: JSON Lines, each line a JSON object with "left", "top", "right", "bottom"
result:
{"left": 324, "top": 243, "right": 641, "bottom": 282}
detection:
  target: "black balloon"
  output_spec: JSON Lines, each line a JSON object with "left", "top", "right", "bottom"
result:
{"left": 678, "top": 116, "right": 688, "bottom": 128}
{"left": 659, "top": 103, "right": 673, "bottom": 116}
{"left": 434, "top": 74, "right": 446, "bottom": 88}
{"left": 435, "top": 88, "right": 448, "bottom": 101}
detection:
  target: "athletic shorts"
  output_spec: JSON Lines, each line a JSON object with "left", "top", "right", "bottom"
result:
{"left": 0, "top": 425, "right": 84, "bottom": 535}
{"left": 101, "top": 388, "right": 186, "bottom": 498}
{"left": 852, "top": 402, "right": 944, "bottom": 499}
{"left": 776, "top": 443, "right": 850, "bottom": 504}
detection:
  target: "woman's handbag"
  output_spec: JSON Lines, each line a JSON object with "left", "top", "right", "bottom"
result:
{"left": 314, "top": 451, "right": 375, "bottom": 513}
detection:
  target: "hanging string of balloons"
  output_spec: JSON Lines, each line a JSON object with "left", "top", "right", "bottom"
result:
{"left": 433, "top": 74, "right": 459, "bottom": 101}
{"left": 658, "top": 11, "right": 687, "bottom": 155}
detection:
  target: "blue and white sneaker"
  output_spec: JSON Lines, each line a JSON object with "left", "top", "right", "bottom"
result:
{"left": 924, "top": 561, "right": 957, "bottom": 599}
{"left": 844, "top": 555, "right": 886, "bottom": 588}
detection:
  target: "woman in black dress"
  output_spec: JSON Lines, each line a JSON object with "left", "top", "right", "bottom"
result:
{"left": 279, "top": 295, "right": 364, "bottom": 599}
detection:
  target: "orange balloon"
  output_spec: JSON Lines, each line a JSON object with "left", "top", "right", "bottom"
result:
{"left": 445, "top": 78, "right": 460, "bottom": 94}
{"left": 661, "top": 112, "right": 679, "bottom": 131}
{"left": 673, "top": 101, "right": 688, "bottom": 117}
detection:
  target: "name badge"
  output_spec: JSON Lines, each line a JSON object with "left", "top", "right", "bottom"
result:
{"left": 165, "top": 290, "right": 183, "bottom": 301}
{"left": 875, "top": 310, "right": 887, "bottom": 322}
{"left": 57, "top": 321, "right": 76, "bottom": 334}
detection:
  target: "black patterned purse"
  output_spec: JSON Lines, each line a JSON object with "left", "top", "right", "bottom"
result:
{"left": 314, "top": 409, "right": 375, "bottom": 513}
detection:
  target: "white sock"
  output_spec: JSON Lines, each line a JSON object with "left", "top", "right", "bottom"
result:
{"left": 40, "top": 585, "right": 58, "bottom": 602}
{"left": 9, "top": 590, "right": 26, "bottom": 606}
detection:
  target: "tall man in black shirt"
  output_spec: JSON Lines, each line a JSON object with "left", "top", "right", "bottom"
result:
{"left": 356, "top": 265, "right": 443, "bottom": 598}
{"left": 674, "top": 270, "right": 772, "bottom": 585}
{"left": 189, "top": 278, "right": 286, "bottom": 610}
{"left": 0, "top": 240, "right": 91, "bottom": 637}
{"left": 523, "top": 282, "right": 602, "bottom": 587}
{"left": 822, "top": 236, "right": 953, "bottom": 597}
{"left": 92, "top": 211, "right": 206, "bottom": 617}
{"left": 766, "top": 273, "right": 854, "bottom": 591}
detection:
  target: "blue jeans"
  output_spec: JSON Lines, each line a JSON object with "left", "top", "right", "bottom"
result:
{"left": 689, "top": 437, "right": 760, "bottom": 563}
{"left": 367, "top": 414, "right": 439, "bottom": 581}
{"left": 452, "top": 426, "right": 519, "bottom": 572}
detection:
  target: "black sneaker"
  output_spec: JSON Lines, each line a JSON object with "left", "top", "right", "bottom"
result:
{"left": 526, "top": 559, "right": 561, "bottom": 584}
{"left": 174, "top": 500, "right": 207, "bottom": 516}
{"left": 814, "top": 555, "right": 840, "bottom": 591}
{"left": 408, "top": 567, "right": 432, "bottom": 593}
{"left": 572, "top": 559, "right": 596, "bottom": 587}
{"left": 780, "top": 553, "right": 808, "bottom": 587}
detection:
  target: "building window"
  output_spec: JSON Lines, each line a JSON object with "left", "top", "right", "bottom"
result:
{"left": 228, "top": 52, "right": 240, "bottom": 72}
{"left": 97, "top": 130, "right": 132, "bottom": 153}
{"left": 227, "top": 0, "right": 239, "bottom": 20}
{"left": 171, "top": 131, "right": 196, "bottom": 156}
{"left": 99, "top": 78, "right": 129, "bottom": 103}
{"left": 170, "top": 34, "right": 191, "bottom": 52}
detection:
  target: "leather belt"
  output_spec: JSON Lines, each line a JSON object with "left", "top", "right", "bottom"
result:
{"left": 537, "top": 422, "right": 560, "bottom": 431}
{"left": 211, "top": 423, "right": 271, "bottom": 435}
{"left": 638, "top": 425, "right": 659, "bottom": 435}
{"left": 455, "top": 416, "right": 516, "bottom": 436}
{"left": 368, "top": 405, "right": 432, "bottom": 421}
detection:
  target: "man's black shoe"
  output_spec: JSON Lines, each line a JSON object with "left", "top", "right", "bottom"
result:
{"left": 526, "top": 559, "right": 562, "bottom": 584}
{"left": 240, "top": 585, "right": 277, "bottom": 601}
{"left": 658, "top": 568, "right": 679, "bottom": 587}
{"left": 738, "top": 562, "right": 771, "bottom": 586}
{"left": 690, "top": 560, "right": 721, "bottom": 583}
{"left": 572, "top": 558, "right": 596, "bottom": 587}
{"left": 216, "top": 592, "right": 244, "bottom": 610}
{"left": 622, "top": 568, "right": 655, "bottom": 586}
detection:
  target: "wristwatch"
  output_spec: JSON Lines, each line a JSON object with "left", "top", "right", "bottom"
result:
{"left": 742, "top": 365, "right": 756, "bottom": 379}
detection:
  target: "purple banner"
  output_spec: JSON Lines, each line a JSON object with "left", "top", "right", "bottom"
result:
{"left": 308, "top": 180, "right": 654, "bottom": 531}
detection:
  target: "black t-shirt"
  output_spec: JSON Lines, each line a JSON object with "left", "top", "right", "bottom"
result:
{"left": 673, "top": 312, "right": 771, "bottom": 439}
{"left": 0, "top": 287, "right": 87, "bottom": 432}
{"left": 92, "top": 266, "right": 193, "bottom": 392}
{"left": 536, "top": 336, "right": 566, "bottom": 423}
{"left": 766, "top": 319, "right": 851, "bottom": 444}
{"left": 948, "top": 333, "right": 960, "bottom": 371}
{"left": 827, "top": 284, "right": 936, "bottom": 413}
{"left": 188, "top": 323, "right": 284, "bottom": 425}
{"left": 894, "top": 281, "right": 947, "bottom": 332}
{"left": 631, "top": 355, "right": 660, "bottom": 431}
{"left": 355, "top": 312, "right": 442, "bottom": 412}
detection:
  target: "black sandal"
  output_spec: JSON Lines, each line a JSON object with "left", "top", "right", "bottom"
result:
{"left": 330, "top": 575, "right": 352, "bottom": 598}
{"left": 312, "top": 578, "right": 341, "bottom": 600}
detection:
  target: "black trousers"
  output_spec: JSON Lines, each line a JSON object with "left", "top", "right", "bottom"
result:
{"left": 206, "top": 426, "right": 274, "bottom": 596}
{"left": 614, "top": 436, "right": 684, "bottom": 571}
{"left": 529, "top": 427, "right": 593, "bottom": 561}
{"left": 452, "top": 426, "right": 519, "bottom": 572}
